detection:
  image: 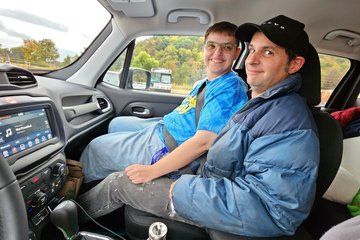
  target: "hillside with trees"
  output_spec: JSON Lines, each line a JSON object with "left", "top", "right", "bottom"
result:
{"left": 0, "top": 39, "right": 61, "bottom": 69}
{"left": 131, "top": 36, "right": 206, "bottom": 88}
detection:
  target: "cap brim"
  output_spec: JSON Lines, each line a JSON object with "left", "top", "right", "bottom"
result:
{"left": 235, "top": 23, "right": 262, "bottom": 42}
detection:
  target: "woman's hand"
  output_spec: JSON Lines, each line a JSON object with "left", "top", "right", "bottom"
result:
{"left": 125, "top": 164, "right": 157, "bottom": 184}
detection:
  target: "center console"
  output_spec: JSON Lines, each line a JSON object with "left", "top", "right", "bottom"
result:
{"left": 0, "top": 95, "right": 66, "bottom": 240}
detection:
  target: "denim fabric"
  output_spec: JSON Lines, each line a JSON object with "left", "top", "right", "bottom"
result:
{"left": 173, "top": 74, "right": 320, "bottom": 236}
{"left": 76, "top": 172, "right": 200, "bottom": 227}
{"left": 81, "top": 121, "right": 166, "bottom": 183}
{"left": 108, "top": 116, "right": 162, "bottom": 133}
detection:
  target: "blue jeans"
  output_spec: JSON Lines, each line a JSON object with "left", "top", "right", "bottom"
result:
{"left": 108, "top": 116, "right": 162, "bottom": 133}
{"left": 80, "top": 121, "right": 166, "bottom": 183}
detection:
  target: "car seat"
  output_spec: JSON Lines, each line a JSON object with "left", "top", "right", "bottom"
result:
{"left": 124, "top": 44, "right": 343, "bottom": 240}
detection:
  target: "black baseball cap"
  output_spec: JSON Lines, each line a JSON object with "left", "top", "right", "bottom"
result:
{"left": 236, "top": 15, "right": 310, "bottom": 57}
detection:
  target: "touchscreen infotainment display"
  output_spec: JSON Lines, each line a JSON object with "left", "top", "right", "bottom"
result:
{"left": 0, "top": 108, "right": 54, "bottom": 158}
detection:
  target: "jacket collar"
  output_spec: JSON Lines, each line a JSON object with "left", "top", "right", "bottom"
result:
{"left": 257, "top": 73, "right": 302, "bottom": 100}
{"left": 235, "top": 73, "right": 303, "bottom": 119}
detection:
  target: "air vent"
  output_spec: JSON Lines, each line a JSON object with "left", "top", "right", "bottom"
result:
{"left": 96, "top": 97, "right": 111, "bottom": 113}
{"left": 7, "top": 70, "right": 37, "bottom": 87}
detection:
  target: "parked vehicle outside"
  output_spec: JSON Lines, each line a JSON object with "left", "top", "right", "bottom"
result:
{"left": 150, "top": 68, "right": 172, "bottom": 93}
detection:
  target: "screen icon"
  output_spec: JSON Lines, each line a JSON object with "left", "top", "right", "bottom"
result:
{"left": 5, "top": 128, "right": 12, "bottom": 137}
{"left": 2, "top": 150, "right": 9, "bottom": 157}
{"left": 20, "top": 144, "right": 26, "bottom": 150}
{"left": 11, "top": 146, "right": 17, "bottom": 154}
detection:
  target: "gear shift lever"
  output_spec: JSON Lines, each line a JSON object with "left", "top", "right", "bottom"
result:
{"left": 50, "top": 200, "right": 116, "bottom": 240}
{"left": 50, "top": 200, "right": 81, "bottom": 240}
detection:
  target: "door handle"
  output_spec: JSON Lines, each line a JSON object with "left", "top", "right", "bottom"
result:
{"left": 132, "top": 108, "right": 150, "bottom": 115}
{"left": 131, "top": 106, "right": 152, "bottom": 117}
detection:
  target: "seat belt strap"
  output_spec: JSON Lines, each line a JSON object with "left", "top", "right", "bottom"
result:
{"left": 163, "top": 82, "right": 206, "bottom": 152}
{"left": 195, "top": 82, "right": 206, "bottom": 126}
{"left": 163, "top": 126, "right": 177, "bottom": 152}
{"left": 163, "top": 82, "right": 206, "bottom": 175}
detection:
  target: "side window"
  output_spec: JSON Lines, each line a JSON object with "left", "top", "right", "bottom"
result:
{"left": 319, "top": 54, "right": 350, "bottom": 106}
{"left": 104, "top": 36, "right": 207, "bottom": 95}
{"left": 103, "top": 49, "right": 127, "bottom": 86}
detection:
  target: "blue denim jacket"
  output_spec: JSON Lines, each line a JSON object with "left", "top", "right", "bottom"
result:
{"left": 173, "top": 74, "right": 320, "bottom": 237}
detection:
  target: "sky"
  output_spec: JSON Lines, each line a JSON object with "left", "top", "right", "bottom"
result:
{"left": 0, "top": 0, "right": 110, "bottom": 56}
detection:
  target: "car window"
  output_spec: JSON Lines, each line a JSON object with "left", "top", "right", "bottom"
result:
{"left": 319, "top": 54, "right": 351, "bottom": 106}
{"left": 104, "top": 40, "right": 352, "bottom": 103}
{"left": 104, "top": 36, "right": 207, "bottom": 95}
{"left": 0, "top": 0, "right": 110, "bottom": 72}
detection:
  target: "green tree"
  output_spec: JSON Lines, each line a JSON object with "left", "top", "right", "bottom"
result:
{"left": 38, "top": 39, "right": 59, "bottom": 63}
{"left": 132, "top": 51, "right": 159, "bottom": 70}
{"left": 0, "top": 47, "right": 10, "bottom": 63}
{"left": 23, "top": 39, "right": 39, "bottom": 64}
{"left": 131, "top": 35, "right": 206, "bottom": 89}
{"left": 62, "top": 56, "right": 72, "bottom": 66}
{"left": 9, "top": 46, "right": 24, "bottom": 64}
{"left": 22, "top": 39, "right": 59, "bottom": 66}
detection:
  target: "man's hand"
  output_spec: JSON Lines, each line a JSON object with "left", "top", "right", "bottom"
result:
{"left": 125, "top": 164, "right": 157, "bottom": 184}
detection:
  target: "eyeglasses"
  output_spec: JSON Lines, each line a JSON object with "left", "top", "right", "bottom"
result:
{"left": 204, "top": 41, "right": 238, "bottom": 52}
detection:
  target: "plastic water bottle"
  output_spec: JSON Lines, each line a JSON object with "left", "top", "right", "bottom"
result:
{"left": 147, "top": 222, "right": 167, "bottom": 240}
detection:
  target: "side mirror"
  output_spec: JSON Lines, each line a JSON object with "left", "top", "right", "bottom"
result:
{"left": 127, "top": 68, "right": 151, "bottom": 90}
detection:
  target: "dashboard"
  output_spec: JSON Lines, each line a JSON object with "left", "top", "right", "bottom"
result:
{"left": 0, "top": 64, "right": 114, "bottom": 240}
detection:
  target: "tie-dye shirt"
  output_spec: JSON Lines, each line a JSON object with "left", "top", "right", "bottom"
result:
{"left": 163, "top": 71, "right": 248, "bottom": 145}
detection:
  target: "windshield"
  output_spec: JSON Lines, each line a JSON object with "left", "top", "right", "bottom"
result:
{"left": 0, "top": 0, "right": 110, "bottom": 72}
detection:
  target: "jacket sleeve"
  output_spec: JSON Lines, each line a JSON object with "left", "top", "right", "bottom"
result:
{"left": 172, "top": 129, "right": 319, "bottom": 237}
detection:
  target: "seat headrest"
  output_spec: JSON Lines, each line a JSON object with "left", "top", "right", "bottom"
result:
{"left": 298, "top": 43, "right": 321, "bottom": 106}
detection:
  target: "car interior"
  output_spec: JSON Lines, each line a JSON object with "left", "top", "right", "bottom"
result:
{"left": 0, "top": 0, "right": 359, "bottom": 240}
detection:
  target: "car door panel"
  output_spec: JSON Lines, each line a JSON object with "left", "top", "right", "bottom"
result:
{"left": 96, "top": 82, "right": 184, "bottom": 118}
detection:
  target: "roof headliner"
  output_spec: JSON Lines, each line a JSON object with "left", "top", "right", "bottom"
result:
{"left": 102, "top": 0, "right": 360, "bottom": 60}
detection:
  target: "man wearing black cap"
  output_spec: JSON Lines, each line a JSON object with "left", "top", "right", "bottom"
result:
{"left": 77, "top": 15, "right": 320, "bottom": 237}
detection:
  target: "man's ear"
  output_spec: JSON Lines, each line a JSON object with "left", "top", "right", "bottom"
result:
{"left": 233, "top": 47, "right": 241, "bottom": 60}
{"left": 289, "top": 56, "right": 305, "bottom": 74}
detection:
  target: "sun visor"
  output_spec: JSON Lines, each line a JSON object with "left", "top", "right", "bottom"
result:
{"left": 106, "top": 0, "right": 155, "bottom": 17}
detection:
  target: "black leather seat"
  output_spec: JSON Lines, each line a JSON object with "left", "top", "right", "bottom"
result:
{"left": 124, "top": 44, "right": 343, "bottom": 240}
{"left": 125, "top": 206, "right": 209, "bottom": 240}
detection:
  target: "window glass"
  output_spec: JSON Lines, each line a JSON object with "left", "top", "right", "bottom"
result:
{"left": 103, "top": 49, "right": 127, "bottom": 86}
{"left": 134, "top": 36, "right": 206, "bottom": 94}
{"left": 104, "top": 36, "right": 207, "bottom": 95}
{"left": 104, "top": 39, "right": 352, "bottom": 103}
{"left": 0, "top": 0, "right": 110, "bottom": 72}
{"left": 319, "top": 54, "right": 350, "bottom": 106}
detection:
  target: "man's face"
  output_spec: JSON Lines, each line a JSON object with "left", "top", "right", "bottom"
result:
{"left": 204, "top": 32, "right": 240, "bottom": 81}
{"left": 245, "top": 32, "right": 293, "bottom": 97}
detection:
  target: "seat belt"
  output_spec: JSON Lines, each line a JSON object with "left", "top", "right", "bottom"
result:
{"left": 195, "top": 82, "right": 206, "bottom": 125}
{"left": 163, "top": 82, "right": 206, "bottom": 152}
{"left": 163, "top": 82, "right": 206, "bottom": 174}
